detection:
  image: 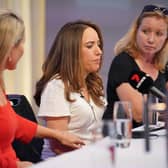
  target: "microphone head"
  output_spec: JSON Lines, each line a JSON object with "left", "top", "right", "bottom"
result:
{"left": 128, "top": 70, "right": 154, "bottom": 94}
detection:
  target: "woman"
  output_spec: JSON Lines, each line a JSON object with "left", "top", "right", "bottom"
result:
{"left": 103, "top": 4, "right": 168, "bottom": 128}
{"left": 34, "top": 20, "right": 106, "bottom": 158}
{"left": 0, "top": 10, "right": 84, "bottom": 168}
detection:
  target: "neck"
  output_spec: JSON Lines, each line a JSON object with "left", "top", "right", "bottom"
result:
{"left": 140, "top": 52, "right": 154, "bottom": 64}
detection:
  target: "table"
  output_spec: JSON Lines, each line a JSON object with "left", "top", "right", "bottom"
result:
{"left": 30, "top": 129, "right": 167, "bottom": 168}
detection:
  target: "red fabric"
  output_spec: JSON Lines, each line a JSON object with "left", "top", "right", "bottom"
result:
{"left": 0, "top": 152, "right": 18, "bottom": 168}
{"left": 0, "top": 101, "right": 37, "bottom": 168}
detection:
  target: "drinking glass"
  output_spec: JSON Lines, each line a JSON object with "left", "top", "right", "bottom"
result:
{"left": 90, "top": 120, "right": 116, "bottom": 143}
{"left": 89, "top": 120, "right": 116, "bottom": 165}
{"left": 89, "top": 121, "right": 104, "bottom": 143}
{"left": 113, "top": 101, "right": 132, "bottom": 148}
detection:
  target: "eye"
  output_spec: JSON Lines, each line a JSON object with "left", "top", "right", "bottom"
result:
{"left": 156, "top": 31, "right": 164, "bottom": 36}
{"left": 142, "top": 29, "right": 149, "bottom": 34}
{"left": 85, "top": 42, "right": 94, "bottom": 49}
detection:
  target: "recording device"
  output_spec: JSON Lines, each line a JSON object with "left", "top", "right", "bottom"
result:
{"left": 128, "top": 70, "right": 166, "bottom": 100}
{"left": 128, "top": 70, "right": 168, "bottom": 153}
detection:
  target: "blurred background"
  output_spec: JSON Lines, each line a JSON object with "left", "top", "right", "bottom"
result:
{"left": 0, "top": 0, "right": 168, "bottom": 112}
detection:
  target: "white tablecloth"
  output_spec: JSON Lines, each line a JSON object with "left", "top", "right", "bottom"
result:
{"left": 31, "top": 129, "right": 167, "bottom": 168}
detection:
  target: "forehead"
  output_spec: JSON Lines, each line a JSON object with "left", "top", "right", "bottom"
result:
{"left": 140, "top": 16, "right": 168, "bottom": 30}
{"left": 82, "top": 27, "right": 99, "bottom": 41}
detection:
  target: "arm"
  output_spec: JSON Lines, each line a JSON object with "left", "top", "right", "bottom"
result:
{"left": 37, "top": 80, "right": 85, "bottom": 153}
{"left": 0, "top": 153, "right": 32, "bottom": 168}
{"left": 15, "top": 112, "right": 84, "bottom": 153}
{"left": 116, "top": 83, "right": 144, "bottom": 123}
{"left": 44, "top": 116, "right": 75, "bottom": 154}
{"left": 0, "top": 154, "right": 17, "bottom": 168}
{"left": 35, "top": 119, "right": 84, "bottom": 152}
{"left": 16, "top": 161, "right": 32, "bottom": 168}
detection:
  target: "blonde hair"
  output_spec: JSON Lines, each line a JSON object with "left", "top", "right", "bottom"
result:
{"left": 0, "top": 9, "right": 25, "bottom": 65}
{"left": 114, "top": 7, "right": 168, "bottom": 71}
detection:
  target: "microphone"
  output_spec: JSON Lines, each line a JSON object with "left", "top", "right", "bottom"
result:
{"left": 129, "top": 70, "right": 168, "bottom": 155}
{"left": 128, "top": 70, "right": 166, "bottom": 100}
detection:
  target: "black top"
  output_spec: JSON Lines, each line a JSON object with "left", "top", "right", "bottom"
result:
{"left": 103, "top": 52, "right": 166, "bottom": 128}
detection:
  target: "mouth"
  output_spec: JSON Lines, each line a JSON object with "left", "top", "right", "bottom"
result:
{"left": 93, "top": 59, "right": 101, "bottom": 64}
{"left": 144, "top": 46, "right": 155, "bottom": 50}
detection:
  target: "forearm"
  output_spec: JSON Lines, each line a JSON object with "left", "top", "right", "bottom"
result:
{"left": 117, "top": 83, "right": 144, "bottom": 122}
{"left": 34, "top": 124, "right": 85, "bottom": 150}
{"left": 49, "top": 139, "right": 74, "bottom": 155}
{"left": 35, "top": 124, "right": 62, "bottom": 141}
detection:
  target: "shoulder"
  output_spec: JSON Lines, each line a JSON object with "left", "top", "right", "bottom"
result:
{"left": 109, "top": 52, "right": 136, "bottom": 72}
{"left": 112, "top": 52, "right": 134, "bottom": 64}
{"left": 107, "top": 52, "right": 138, "bottom": 85}
{"left": 45, "top": 78, "right": 64, "bottom": 90}
{"left": 41, "top": 78, "right": 65, "bottom": 97}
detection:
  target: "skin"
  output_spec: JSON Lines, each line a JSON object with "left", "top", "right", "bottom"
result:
{"left": 45, "top": 26, "right": 103, "bottom": 154}
{"left": 136, "top": 17, "right": 167, "bottom": 61}
{"left": 116, "top": 16, "right": 168, "bottom": 122}
{"left": 6, "top": 40, "right": 25, "bottom": 70}
{"left": 82, "top": 27, "right": 102, "bottom": 75}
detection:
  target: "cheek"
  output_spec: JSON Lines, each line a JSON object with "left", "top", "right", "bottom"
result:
{"left": 83, "top": 57, "right": 89, "bottom": 70}
{"left": 20, "top": 46, "right": 24, "bottom": 56}
{"left": 136, "top": 32, "right": 144, "bottom": 45}
{"left": 82, "top": 51, "right": 90, "bottom": 65}
{"left": 157, "top": 37, "right": 167, "bottom": 50}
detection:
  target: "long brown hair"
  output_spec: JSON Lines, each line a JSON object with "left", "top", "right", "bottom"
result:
{"left": 34, "top": 20, "right": 104, "bottom": 107}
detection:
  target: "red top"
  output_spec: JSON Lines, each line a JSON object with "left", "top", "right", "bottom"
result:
{"left": 0, "top": 101, "right": 37, "bottom": 168}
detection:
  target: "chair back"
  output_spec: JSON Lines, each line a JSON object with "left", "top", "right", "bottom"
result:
{"left": 7, "top": 94, "right": 44, "bottom": 163}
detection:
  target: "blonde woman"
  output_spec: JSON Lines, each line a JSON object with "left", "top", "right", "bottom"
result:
{"left": 103, "top": 4, "right": 168, "bottom": 128}
{"left": 0, "top": 10, "right": 84, "bottom": 168}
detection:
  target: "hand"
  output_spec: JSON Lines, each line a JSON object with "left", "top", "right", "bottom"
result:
{"left": 16, "top": 161, "right": 33, "bottom": 168}
{"left": 58, "top": 131, "right": 85, "bottom": 149}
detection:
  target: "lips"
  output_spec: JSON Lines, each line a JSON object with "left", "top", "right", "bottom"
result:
{"left": 93, "top": 60, "right": 101, "bottom": 65}
{"left": 144, "top": 46, "right": 155, "bottom": 50}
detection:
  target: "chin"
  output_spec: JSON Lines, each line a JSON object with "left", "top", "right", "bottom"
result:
{"left": 7, "top": 66, "right": 16, "bottom": 70}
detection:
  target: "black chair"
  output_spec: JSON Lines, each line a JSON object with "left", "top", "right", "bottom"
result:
{"left": 7, "top": 94, "right": 44, "bottom": 163}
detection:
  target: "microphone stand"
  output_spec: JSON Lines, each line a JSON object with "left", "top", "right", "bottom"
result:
{"left": 143, "top": 94, "right": 150, "bottom": 152}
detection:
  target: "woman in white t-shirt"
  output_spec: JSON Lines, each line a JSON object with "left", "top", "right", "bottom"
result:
{"left": 34, "top": 20, "right": 106, "bottom": 159}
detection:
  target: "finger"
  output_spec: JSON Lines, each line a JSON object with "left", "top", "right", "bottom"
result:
{"left": 72, "top": 143, "right": 84, "bottom": 149}
{"left": 77, "top": 140, "right": 85, "bottom": 145}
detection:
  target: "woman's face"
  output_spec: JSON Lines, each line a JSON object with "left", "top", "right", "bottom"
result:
{"left": 136, "top": 16, "right": 168, "bottom": 58}
{"left": 81, "top": 27, "right": 102, "bottom": 74}
{"left": 6, "top": 39, "right": 25, "bottom": 70}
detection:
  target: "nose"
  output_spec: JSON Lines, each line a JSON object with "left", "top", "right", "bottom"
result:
{"left": 147, "top": 33, "right": 155, "bottom": 43}
{"left": 95, "top": 45, "right": 103, "bottom": 56}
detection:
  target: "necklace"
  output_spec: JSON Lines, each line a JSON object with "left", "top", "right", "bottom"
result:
{"left": 80, "top": 90, "right": 97, "bottom": 121}
{"left": 80, "top": 88, "right": 90, "bottom": 102}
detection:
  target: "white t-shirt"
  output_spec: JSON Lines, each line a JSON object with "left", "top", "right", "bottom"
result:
{"left": 38, "top": 79, "right": 106, "bottom": 159}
